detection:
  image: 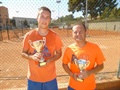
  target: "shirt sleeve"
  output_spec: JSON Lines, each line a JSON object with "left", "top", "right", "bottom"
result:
{"left": 62, "top": 48, "right": 72, "bottom": 64}
{"left": 22, "top": 33, "right": 30, "bottom": 50}
{"left": 55, "top": 34, "right": 63, "bottom": 50}
{"left": 95, "top": 45, "right": 106, "bottom": 65}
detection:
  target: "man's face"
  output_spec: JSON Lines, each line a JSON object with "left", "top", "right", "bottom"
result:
{"left": 37, "top": 10, "right": 51, "bottom": 29}
{"left": 72, "top": 25, "right": 86, "bottom": 42}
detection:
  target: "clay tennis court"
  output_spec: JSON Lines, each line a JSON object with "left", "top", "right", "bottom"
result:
{"left": 0, "top": 28, "right": 120, "bottom": 89}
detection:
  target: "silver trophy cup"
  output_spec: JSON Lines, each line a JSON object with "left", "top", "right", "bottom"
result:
{"left": 74, "top": 59, "right": 90, "bottom": 82}
{"left": 30, "top": 37, "right": 46, "bottom": 66}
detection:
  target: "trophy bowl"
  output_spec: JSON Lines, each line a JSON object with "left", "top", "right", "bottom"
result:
{"left": 32, "top": 40, "right": 44, "bottom": 53}
{"left": 30, "top": 37, "right": 47, "bottom": 67}
{"left": 75, "top": 59, "right": 90, "bottom": 82}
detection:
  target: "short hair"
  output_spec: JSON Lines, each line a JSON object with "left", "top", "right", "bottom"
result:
{"left": 72, "top": 22, "right": 87, "bottom": 31}
{"left": 38, "top": 6, "right": 51, "bottom": 15}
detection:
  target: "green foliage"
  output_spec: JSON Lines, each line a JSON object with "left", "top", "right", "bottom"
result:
{"left": 109, "top": 7, "right": 118, "bottom": 19}
{"left": 100, "top": 7, "right": 120, "bottom": 20}
{"left": 51, "top": 15, "right": 83, "bottom": 27}
{"left": 53, "top": 14, "right": 74, "bottom": 24}
{"left": 68, "top": 0, "right": 118, "bottom": 19}
{"left": 100, "top": 7, "right": 110, "bottom": 19}
{"left": 52, "top": 1, "right": 120, "bottom": 25}
{"left": 116, "top": 8, "right": 120, "bottom": 19}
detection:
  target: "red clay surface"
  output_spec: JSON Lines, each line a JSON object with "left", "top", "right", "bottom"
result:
{"left": 0, "top": 28, "right": 120, "bottom": 89}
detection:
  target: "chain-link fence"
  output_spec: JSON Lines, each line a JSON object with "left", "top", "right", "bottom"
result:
{"left": 0, "top": 0, "right": 120, "bottom": 89}
{"left": 0, "top": 26, "right": 120, "bottom": 89}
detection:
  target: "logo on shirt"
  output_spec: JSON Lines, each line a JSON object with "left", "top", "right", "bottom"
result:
{"left": 43, "top": 45, "right": 51, "bottom": 57}
{"left": 34, "top": 45, "right": 51, "bottom": 57}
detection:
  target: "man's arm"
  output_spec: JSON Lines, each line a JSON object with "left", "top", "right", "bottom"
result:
{"left": 81, "top": 64, "right": 104, "bottom": 79}
{"left": 89, "top": 64, "right": 104, "bottom": 74}
{"left": 46, "top": 48, "right": 62, "bottom": 64}
{"left": 21, "top": 48, "right": 30, "bottom": 60}
{"left": 62, "top": 63, "right": 78, "bottom": 80}
{"left": 62, "top": 63, "right": 73, "bottom": 76}
{"left": 21, "top": 48, "right": 40, "bottom": 61}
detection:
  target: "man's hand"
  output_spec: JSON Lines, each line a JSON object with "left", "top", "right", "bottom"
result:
{"left": 79, "top": 70, "right": 90, "bottom": 79}
{"left": 31, "top": 53, "right": 43, "bottom": 61}
{"left": 69, "top": 73, "right": 78, "bottom": 81}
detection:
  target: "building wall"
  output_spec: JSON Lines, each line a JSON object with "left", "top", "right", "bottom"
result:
{"left": 88, "top": 21, "right": 120, "bottom": 31}
{"left": 13, "top": 17, "right": 37, "bottom": 28}
{"left": 0, "top": 6, "right": 9, "bottom": 29}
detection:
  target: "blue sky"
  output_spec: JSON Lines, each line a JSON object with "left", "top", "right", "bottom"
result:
{"left": 0, "top": 0, "right": 73, "bottom": 19}
{"left": 0, "top": 0, "right": 120, "bottom": 19}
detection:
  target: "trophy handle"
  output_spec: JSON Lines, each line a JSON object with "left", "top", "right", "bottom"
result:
{"left": 29, "top": 40, "right": 35, "bottom": 49}
{"left": 43, "top": 37, "right": 46, "bottom": 46}
{"left": 71, "top": 54, "right": 78, "bottom": 64}
{"left": 86, "top": 61, "right": 90, "bottom": 68}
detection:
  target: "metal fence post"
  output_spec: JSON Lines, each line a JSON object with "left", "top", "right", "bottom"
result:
{"left": 117, "top": 60, "right": 120, "bottom": 79}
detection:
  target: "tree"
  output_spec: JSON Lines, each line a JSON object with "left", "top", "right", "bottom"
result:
{"left": 68, "top": 0, "right": 86, "bottom": 16}
{"left": 63, "top": 14, "right": 74, "bottom": 21}
{"left": 116, "top": 8, "right": 120, "bottom": 19}
{"left": 54, "top": 14, "right": 74, "bottom": 23}
{"left": 100, "top": 7, "right": 110, "bottom": 19}
{"left": 100, "top": 7, "right": 120, "bottom": 20}
{"left": 109, "top": 7, "right": 118, "bottom": 20}
{"left": 68, "top": 0, "right": 118, "bottom": 19}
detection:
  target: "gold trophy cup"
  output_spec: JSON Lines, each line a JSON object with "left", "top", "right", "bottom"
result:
{"left": 30, "top": 37, "right": 46, "bottom": 66}
{"left": 74, "top": 58, "right": 90, "bottom": 82}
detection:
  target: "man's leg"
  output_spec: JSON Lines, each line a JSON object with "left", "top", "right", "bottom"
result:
{"left": 43, "top": 78, "right": 58, "bottom": 90}
{"left": 67, "top": 86, "right": 74, "bottom": 90}
{"left": 27, "top": 79, "right": 43, "bottom": 90}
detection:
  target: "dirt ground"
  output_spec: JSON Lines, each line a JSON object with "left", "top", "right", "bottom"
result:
{"left": 0, "top": 28, "right": 120, "bottom": 89}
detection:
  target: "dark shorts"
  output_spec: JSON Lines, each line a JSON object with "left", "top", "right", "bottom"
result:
{"left": 67, "top": 86, "right": 96, "bottom": 90}
{"left": 27, "top": 78, "right": 58, "bottom": 90}
{"left": 68, "top": 86, "right": 74, "bottom": 90}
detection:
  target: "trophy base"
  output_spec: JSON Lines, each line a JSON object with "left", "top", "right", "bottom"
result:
{"left": 39, "top": 62, "right": 46, "bottom": 67}
{"left": 77, "top": 78, "right": 84, "bottom": 82}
